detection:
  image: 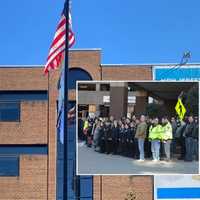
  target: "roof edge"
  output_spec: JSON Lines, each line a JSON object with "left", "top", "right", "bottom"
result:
{"left": 0, "top": 65, "right": 44, "bottom": 68}
{"left": 70, "top": 48, "right": 102, "bottom": 51}
{"left": 101, "top": 62, "right": 200, "bottom": 67}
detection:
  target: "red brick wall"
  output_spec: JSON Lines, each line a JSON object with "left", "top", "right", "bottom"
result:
{"left": 102, "top": 65, "right": 152, "bottom": 80}
{"left": 93, "top": 176, "right": 153, "bottom": 200}
{"left": 48, "top": 70, "right": 60, "bottom": 200}
{"left": 0, "top": 67, "right": 48, "bottom": 91}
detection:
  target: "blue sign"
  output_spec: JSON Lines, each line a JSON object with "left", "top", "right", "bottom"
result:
{"left": 155, "top": 175, "right": 200, "bottom": 200}
{"left": 153, "top": 65, "right": 200, "bottom": 80}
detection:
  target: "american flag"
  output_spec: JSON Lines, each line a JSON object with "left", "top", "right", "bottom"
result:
{"left": 44, "top": 3, "right": 75, "bottom": 74}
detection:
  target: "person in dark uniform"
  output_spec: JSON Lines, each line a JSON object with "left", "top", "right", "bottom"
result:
{"left": 128, "top": 122, "right": 136, "bottom": 158}
{"left": 78, "top": 118, "right": 84, "bottom": 141}
{"left": 133, "top": 119, "right": 140, "bottom": 159}
{"left": 99, "top": 122, "right": 106, "bottom": 153}
{"left": 184, "top": 115, "right": 195, "bottom": 161}
{"left": 104, "top": 121, "right": 113, "bottom": 154}
{"left": 145, "top": 118, "right": 152, "bottom": 158}
{"left": 193, "top": 117, "right": 199, "bottom": 161}
{"left": 86, "top": 117, "right": 94, "bottom": 147}
{"left": 123, "top": 123, "right": 130, "bottom": 157}
{"left": 118, "top": 123, "right": 125, "bottom": 155}
{"left": 111, "top": 120, "right": 119, "bottom": 155}
{"left": 175, "top": 119, "right": 186, "bottom": 160}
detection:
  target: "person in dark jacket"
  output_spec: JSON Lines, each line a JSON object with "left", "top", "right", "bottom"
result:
{"left": 127, "top": 122, "right": 135, "bottom": 158}
{"left": 145, "top": 118, "right": 153, "bottom": 158}
{"left": 99, "top": 122, "right": 106, "bottom": 153}
{"left": 118, "top": 123, "right": 125, "bottom": 155}
{"left": 184, "top": 115, "right": 195, "bottom": 161}
{"left": 111, "top": 120, "right": 119, "bottom": 154}
{"left": 104, "top": 121, "right": 113, "bottom": 154}
{"left": 133, "top": 119, "right": 140, "bottom": 159}
{"left": 123, "top": 123, "right": 130, "bottom": 156}
{"left": 170, "top": 117, "right": 177, "bottom": 156}
{"left": 92, "top": 121, "right": 101, "bottom": 151}
{"left": 193, "top": 117, "right": 199, "bottom": 161}
{"left": 86, "top": 118, "right": 93, "bottom": 147}
{"left": 78, "top": 118, "right": 85, "bottom": 141}
{"left": 129, "top": 122, "right": 139, "bottom": 158}
{"left": 175, "top": 119, "right": 186, "bottom": 160}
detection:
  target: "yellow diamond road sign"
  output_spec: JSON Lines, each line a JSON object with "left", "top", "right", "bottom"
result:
{"left": 175, "top": 98, "right": 186, "bottom": 120}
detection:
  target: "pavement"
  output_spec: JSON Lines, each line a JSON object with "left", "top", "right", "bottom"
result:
{"left": 77, "top": 142, "right": 199, "bottom": 175}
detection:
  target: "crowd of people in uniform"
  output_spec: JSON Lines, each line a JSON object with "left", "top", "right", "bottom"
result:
{"left": 78, "top": 114, "right": 199, "bottom": 162}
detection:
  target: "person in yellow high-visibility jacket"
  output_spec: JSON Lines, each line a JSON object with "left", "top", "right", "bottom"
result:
{"left": 148, "top": 118, "right": 163, "bottom": 161}
{"left": 83, "top": 120, "right": 89, "bottom": 135}
{"left": 161, "top": 117, "right": 173, "bottom": 161}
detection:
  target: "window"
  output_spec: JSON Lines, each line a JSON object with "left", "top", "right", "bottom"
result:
{"left": 0, "top": 91, "right": 48, "bottom": 101}
{"left": 79, "top": 176, "right": 93, "bottom": 199}
{"left": 68, "top": 68, "right": 92, "bottom": 89}
{"left": 0, "top": 145, "right": 48, "bottom": 155}
{"left": 0, "top": 145, "right": 47, "bottom": 177}
{"left": 0, "top": 102, "right": 20, "bottom": 121}
{"left": 0, "top": 156, "right": 19, "bottom": 176}
{"left": 99, "top": 105, "right": 110, "bottom": 117}
{"left": 78, "top": 84, "right": 96, "bottom": 91}
{"left": 100, "top": 84, "right": 110, "bottom": 91}
{"left": 128, "top": 83, "right": 135, "bottom": 91}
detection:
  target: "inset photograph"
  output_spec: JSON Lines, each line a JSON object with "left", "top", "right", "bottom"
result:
{"left": 77, "top": 81, "right": 199, "bottom": 175}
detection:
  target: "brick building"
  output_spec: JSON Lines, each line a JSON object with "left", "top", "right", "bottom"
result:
{"left": 1, "top": 48, "right": 194, "bottom": 199}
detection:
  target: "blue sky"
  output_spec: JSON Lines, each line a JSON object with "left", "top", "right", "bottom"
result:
{"left": 0, "top": 0, "right": 199, "bottom": 65}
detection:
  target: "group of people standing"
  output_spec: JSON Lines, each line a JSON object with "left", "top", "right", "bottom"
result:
{"left": 78, "top": 114, "right": 198, "bottom": 162}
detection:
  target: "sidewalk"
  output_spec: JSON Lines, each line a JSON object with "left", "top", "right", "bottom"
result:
{"left": 77, "top": 142, "right": 199, "bottom": 175}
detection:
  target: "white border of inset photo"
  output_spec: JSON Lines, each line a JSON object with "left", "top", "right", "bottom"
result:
{"left": 76, "top": 80, "right": 200, "bottom": 176}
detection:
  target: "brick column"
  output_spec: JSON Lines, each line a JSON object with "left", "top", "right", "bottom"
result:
{"left": 134, "top": 91, "right": 148, "bottom": 117}
{"left": 110, "top": 82, "right": 128, "bottom": 119}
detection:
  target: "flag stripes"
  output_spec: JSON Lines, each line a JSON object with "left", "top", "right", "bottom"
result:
{"left": 44, "top": 9, "right": 75, "bottom": 74}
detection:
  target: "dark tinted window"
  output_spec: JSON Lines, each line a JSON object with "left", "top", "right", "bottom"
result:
{"left": 68, "top": 68, "right": 92, "bottom": 89}
{"left": 0, "top": 145, "right": 48, "bottom": 155}
{"left": 0, "top": 102, "right": 20, "bottom": 121}
{"left": 0, "top": 91, "right": 48, "bottom": 101}
{"left": 0, "top": 156, "right": 19, "bottom": 176}
{"left": 100, "top": 84, "right": 110, "bottom": 91}
{"left": 79, "top": 176, "right": 93, "bottom": 198}
{"left": 78, "top": 83, "right": 96, "bottom": 91}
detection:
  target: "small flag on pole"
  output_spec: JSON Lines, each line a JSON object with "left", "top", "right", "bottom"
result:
{"left": 44, "top": 4, "right": 75, "bottom": 74}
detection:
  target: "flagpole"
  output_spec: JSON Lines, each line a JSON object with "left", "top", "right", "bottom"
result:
{"left": 63, "top": 0, "right": 69, "bottom": 199}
